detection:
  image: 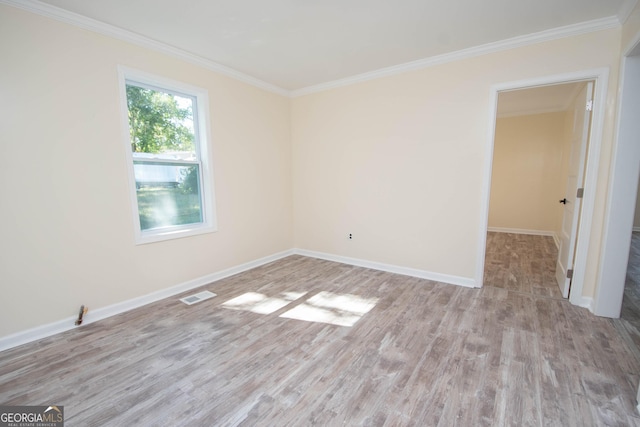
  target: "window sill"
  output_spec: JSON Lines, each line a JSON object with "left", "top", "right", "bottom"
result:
{"left": 135, "top": 223, "right": 217, "bottom": 245}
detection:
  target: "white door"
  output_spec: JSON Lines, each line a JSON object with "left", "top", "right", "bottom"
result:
{"left": 555, "top": 82, "right": 594, "bottom": 298}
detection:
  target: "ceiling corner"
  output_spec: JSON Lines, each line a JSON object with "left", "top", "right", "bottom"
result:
{"left": 0, "top": 0, "right": 292, "bottom": 98}
{"left": 618, "top": 0, "right": 639, "bottom": 24}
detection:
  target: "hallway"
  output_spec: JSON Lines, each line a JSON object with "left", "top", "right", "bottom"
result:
{"left": 484, "top": 232, "right": 562, "bottom": 299}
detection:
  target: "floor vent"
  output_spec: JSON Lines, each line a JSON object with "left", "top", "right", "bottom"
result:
{"left": 180, "top": 291, "right": 217, "bottom": 305}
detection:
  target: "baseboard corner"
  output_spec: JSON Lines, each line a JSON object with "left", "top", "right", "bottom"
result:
{"left": 293, "top": 248, "right": 476, "bottom": 288}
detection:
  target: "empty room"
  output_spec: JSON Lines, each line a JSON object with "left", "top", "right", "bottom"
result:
{"left": 1, "top": 0, "right": 640, "bottom": 425}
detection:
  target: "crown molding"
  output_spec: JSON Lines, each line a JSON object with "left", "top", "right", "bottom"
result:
{"left": 291, "top": 16, "right": 620, "bottom": 97}
{"left": 2, "top": 0, "right": 624, "bottom": 99}
{"left": 0, "top": 0, "right": 291, "bottom": 97}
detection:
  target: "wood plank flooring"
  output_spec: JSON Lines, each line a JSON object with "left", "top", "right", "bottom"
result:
{"left": 1, "top": 244, "right": 640, "bottom": 425}
{"left": 484, "top": 232, "right": 561, "bottom": 299}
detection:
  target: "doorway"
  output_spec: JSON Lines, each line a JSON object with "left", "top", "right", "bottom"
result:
{"left": 484, "top": 81, "right": 591, "bottom": 298}
{"left": 476, "top": 68, "right": 610, "bottom": 309}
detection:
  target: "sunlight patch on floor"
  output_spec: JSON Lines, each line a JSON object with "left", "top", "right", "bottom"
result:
{"left": 222, "top": 291, "right": 307, "bottom": 315}
{"left": 279, "top": 291, "right": 378, "bottom": 327}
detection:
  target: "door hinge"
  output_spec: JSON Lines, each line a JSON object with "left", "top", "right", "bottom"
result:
{"left": 567, "top": 269, "right": 574, "bottom": 279}
{"left": 586, "top": 99, "right": 593, "bottom": 111}
{"left": 576, "top": 188, "right": 584, "bottom": 199}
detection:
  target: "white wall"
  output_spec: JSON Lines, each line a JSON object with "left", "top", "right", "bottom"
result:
{"left": 0, "top": 6, "right": 293, "bottom": 337}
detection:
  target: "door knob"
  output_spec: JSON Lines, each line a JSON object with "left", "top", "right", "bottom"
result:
{"left": 559, "top": 198, "right": 568, "bottom": 204}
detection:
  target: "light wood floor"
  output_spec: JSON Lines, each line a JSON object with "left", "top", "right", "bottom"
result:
{"left": 1, "top": 244, "right": 640, "bottom": 425}
{"left": 484, "top": 232, "right": 561, "bottom": 299}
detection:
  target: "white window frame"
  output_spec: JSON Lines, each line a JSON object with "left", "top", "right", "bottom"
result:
{"left": 117, "top": 66, "right": 217, "bottom": 244}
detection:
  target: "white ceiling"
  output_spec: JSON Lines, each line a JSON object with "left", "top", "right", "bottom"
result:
{"left": 18, "top": 0, "right": 638, "bottom": 92}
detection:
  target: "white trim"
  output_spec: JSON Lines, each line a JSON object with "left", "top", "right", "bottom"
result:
{"left": 117, "top": 66, "right": 218, "bottom": 245}
{"left": 0, "top": 249, "right": 294, "bottom": 352}
{"left": 487, "top": 227, "right": 556, "bottom": 237}
{"left": 568, "top": 70, "right": 609, "bottom": 308}
{"left": 475, "top": 87, "right": 500, "bottom": 289}
{"left": 476, "top": 68, "right": 610, "bottom": 308}
{"left": 294, "top": 249, "right": 476, "bottom": 288}
{"left": 553, "top": 233, "right": 561, "bottom": 250}
{"left": 634, "top": 227, "right": 640, "bottom": 233}
{"left": 1, "top": 0, "right": 623, "bottom": 99}
{"left": 0, "top": 0, "right": 289, "bottom": 97}
{"left": 575, "top": 296, "right": 594, "bottom": 310}
{"left": 291, "top": 17, "right": 619, "bottom": 97}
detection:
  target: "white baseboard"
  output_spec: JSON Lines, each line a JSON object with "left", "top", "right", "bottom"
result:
{"left": 487, "top": 227, "right": 556, "bottom": 237}
{"left": 576, "top": 296, "right": 594, "bottom": 311}
{"left": 488, "top": 227, "right": 560, "bottom": 249}
{"left": 294, "top": 248, "right": 476, "bottom": 288}
{"left": 633, "top": 227, "right": 640, "bottom": 232}
{"left": 0, "top": 249, "right": 295, "bottom": 352}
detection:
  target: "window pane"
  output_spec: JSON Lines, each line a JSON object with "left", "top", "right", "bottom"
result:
{"left": 126, "top": 84, "right": 196, "bottom": 160}
{"left": 134, "top": 163, "right": 202, "bottom": 231}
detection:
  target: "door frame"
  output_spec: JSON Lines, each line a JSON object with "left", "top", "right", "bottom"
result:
{"left": 593, "top": 36, "right": 640, "bottom": 318}
{"left": 476, "top": 68, "right": 610, "bottom": 309}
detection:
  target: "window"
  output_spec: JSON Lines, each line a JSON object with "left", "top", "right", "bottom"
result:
{"left": 118, "top": 68, "right": 216, "bottom": 244}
